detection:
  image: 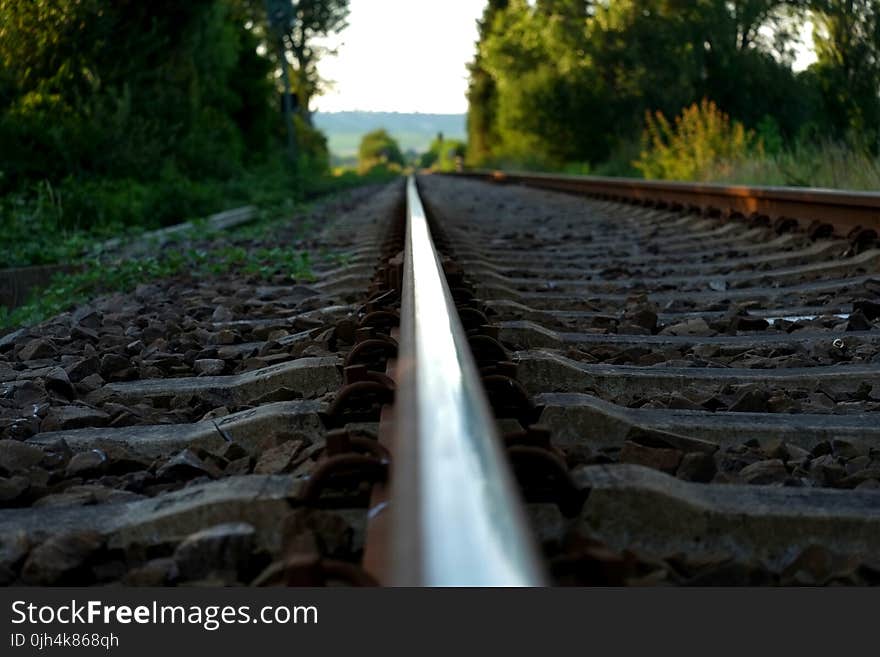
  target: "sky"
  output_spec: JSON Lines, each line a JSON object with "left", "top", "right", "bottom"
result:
{"left": 313, "top": 0, "right": 817, "bottom": 115}
{"left": 313, "top": 0, "right": 484, "bottom": 114}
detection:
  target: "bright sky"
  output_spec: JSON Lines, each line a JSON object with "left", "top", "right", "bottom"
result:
{"left": 793, "top": 20, "right": 817, "bottom": 71}
{"left": 313, "top": 1, "right": 818, "bottom": 114}
{"left": 313, "top": 0, "right": 484, "bottom": 114}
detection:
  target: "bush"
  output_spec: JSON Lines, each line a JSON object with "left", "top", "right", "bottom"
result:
{"left": 634, "top": 100, "right": 759, "bottom": 182}
{"left": 418, "top": 135, "right": 466, "bottom": 172}
{"left": 0, "top": 182, "right": 94, "bottom": 267}
{"left": 357, "top": 129, "right": 405, "bottom": 173}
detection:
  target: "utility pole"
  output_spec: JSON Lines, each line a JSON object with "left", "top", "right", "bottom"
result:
{"left": 266, "top": 0, "right": 298, "bottom": 165}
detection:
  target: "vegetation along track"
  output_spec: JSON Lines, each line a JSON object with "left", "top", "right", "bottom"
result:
{"left": 2, "top": 172, "right": 880, "bottom": 586}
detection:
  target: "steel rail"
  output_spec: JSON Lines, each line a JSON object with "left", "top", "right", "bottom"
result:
{"left": 449, "top": 170, "right": 880, "bottom": 235}
{"left": 389, "top": 176, "right": 546, "bottom": 586}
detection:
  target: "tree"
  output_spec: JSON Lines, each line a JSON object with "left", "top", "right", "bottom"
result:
{"left": 466, "top": 0, "right": 509, "bottom": 165}
{"left": 479, "top": 0, "right": 614, "bottom": 166}
{"left": 809, "top": 0, "right": 880, "bottom": 149}
{"left": 358, "top": 129, "right": 404, "bottom": 172}
{"left": 465, "top": 0, "right": 837, "bottom": 168}
{"left": 419, "top": 133, "right": 466, "bottom": 171}
{"left": 246, "top": 0, "right": 348, "bottom": 166}
{"left": 252, "top": 0, "right": 349, "bottom": 123}
{"left": 0, "top": 0, "right": 278, "bottom": 188}
{"left": 286, "top": 0, "right": 349, "bottom": 121}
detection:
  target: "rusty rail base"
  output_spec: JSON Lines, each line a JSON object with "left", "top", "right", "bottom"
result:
{"left": 449, "top": 170, "right": 880, "bottom": 237}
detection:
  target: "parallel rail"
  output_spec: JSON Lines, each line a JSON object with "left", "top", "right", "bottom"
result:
{"left": 389, "top": 176, "right": 545, "bottom": 586}
{"left": 415, "top": 172, "right": 880, "bottom": 585}
{"left": 450, "top": 170, "right": 880, "bottom": 235}
{"left": 385, "top": 171, "right": 880, "bottom": 584}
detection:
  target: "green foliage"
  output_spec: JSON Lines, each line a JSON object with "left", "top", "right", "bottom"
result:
{"left": 635, "top": 100, "right": 760, "bottom": 181}
{"left": 0, "top": 152, "right": 390, "bottom": 269}
{"left": 315, "top": 166, "right": 401, "bottom": 194}
{"left": 0, "top": 1, "right": 276, "bottom": 189}
{"left": 466, "top": 0, "right": 880, "bottom": 171}
{"left": 0, "top": 241, "right": 316, "bottom": 331}
{"left": 591, "top": 139, "right": 642, "bottom": 177}
{"left": 357, "top": 129, "right": 405, "bottom": 173}
{"left": 809, "top": 1, "right": 880, "bottom": 150}
{"left": 285, "top": 0, "right": 351, "bottom": 114}
{"left": 315, "top": 112, "right": 466, "bottom": 159}
{"left": 0, "top": 166, "right": 397, "bottom": 330}
{"left": 476, "top": 0, "right": 610, "bottom": 168}
{"left": 1, "top": 181, "right": 125, "bottom": 268}
{"left": 631, "top": 99, "right": 880, "bottom": 189}
{"left": 756, "top": 115, "right": 785, "bottom": 155}
{"left": 466, "top": 0, "right": 509, "bottom": 165}
{"left": 419, "top": 134, "right": 466, "bottom": 171}
{"left": 0, "top": 0, "right": 357, "bottom": 270}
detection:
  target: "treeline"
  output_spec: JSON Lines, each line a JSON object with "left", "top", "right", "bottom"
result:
{"left": 0, "top": 0, "right": 348, "bottom": 233}
{"left": 466, "top": 0, "right": 880, "bottom": 175}
{"left": 355, "top": 129, "right": 465, "bottom": 173}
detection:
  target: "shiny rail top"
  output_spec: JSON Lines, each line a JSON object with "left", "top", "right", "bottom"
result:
{"left": 390, "top": 176, "right": 545, "bottom": 586}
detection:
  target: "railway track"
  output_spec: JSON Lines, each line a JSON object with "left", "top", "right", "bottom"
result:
{"left": 1, "top": 173, "right": 879, "bottom": 586}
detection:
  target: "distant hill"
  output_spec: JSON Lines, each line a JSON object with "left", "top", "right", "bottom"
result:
{"left": 313, "top": 111, "right": 466, "bottom": 158}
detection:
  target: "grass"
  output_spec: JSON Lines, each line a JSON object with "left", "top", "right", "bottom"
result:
{"left": 0, "top": 167, "right": 399, "bottom": 331}
{"left": 0, "top": 174, "right": 224, "bottom": 269}
{"left": 553, "top": 140, "right": 880, "bottom": 190}
{"left": 0, "top": 160, "right": 398, "bottom": 270}
{"left": 705, "top": 141, "right": 880, "bottom": 190}
{"left": 0, "top": 235, "right": 318, "bottom": 331}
